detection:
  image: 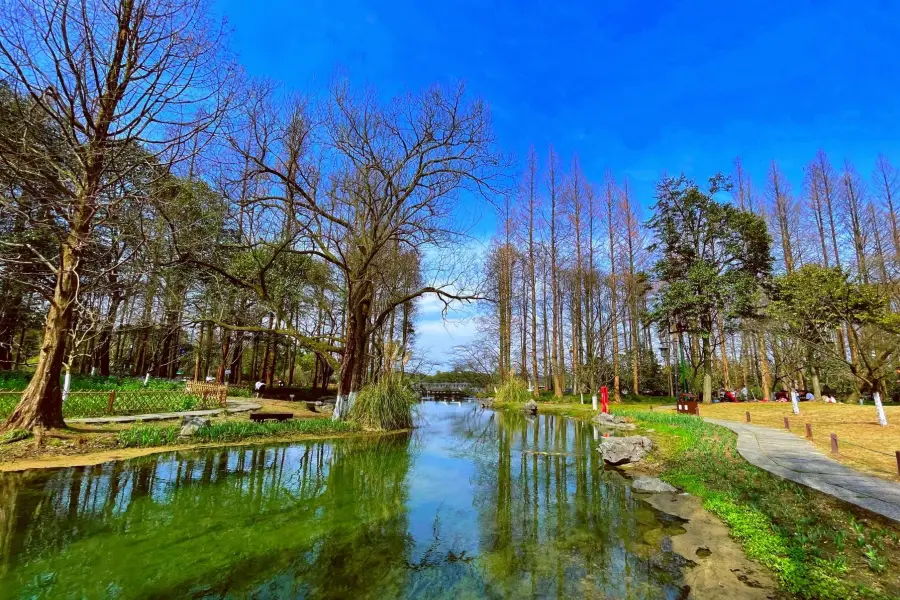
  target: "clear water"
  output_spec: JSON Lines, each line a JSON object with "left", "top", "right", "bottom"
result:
{"left": 0, "top": 403, "right": 691, "bottom": 599}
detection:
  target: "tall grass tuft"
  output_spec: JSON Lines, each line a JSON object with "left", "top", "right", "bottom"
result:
{"left": 495, "top": 377, "right": 531, "bottom": 403}
{"left": 348, "top": 377, "right": 418, "bottom": 431}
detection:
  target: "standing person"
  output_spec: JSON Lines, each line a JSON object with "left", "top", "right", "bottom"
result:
{"left": 740, "top": 386, "right": 748, "bottom": 402}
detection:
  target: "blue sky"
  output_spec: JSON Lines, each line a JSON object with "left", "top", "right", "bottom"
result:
{"left": 212, "top": 0, "right": 900, "bottom": 367}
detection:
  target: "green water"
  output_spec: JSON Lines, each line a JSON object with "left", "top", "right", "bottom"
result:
{"left": 0, "top": 403, "right": 692, "bottom": 599}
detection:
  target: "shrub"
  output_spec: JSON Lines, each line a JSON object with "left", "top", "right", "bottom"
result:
{"left": 495, "top": 377, "right": 531, "bottom": 403}
{"left": 349, "top": 377, "right": 417, "bottom": 430}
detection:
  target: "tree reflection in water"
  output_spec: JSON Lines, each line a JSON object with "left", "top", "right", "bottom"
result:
{"left": 0, "top": 403, "right": 689, "bottom": 599}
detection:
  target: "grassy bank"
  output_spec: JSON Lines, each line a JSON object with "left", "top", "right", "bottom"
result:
{"left": 498, "top": 401, "right": 900, "bottom": 600}
{"left": 118, "top": 417, "right": 358, "bottom": 448}
{"left": 0, "top": 400, "right": 363, "bottom": 470}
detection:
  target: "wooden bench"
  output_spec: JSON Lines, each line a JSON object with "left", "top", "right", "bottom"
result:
{"left": 249, "top": 412, "right": 294, "bottom": 423}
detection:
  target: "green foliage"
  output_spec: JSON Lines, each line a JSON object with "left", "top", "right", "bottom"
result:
{"left": 648, "top": 175, "right": 772, "bottom": 390}
{"left": 116, "top": 424, "right": 183, "bottom": 448}
{"left": 0, "top": 371, "right": 185, "bottom": 392}
{"left": 0, "top": 428, "right": 31, "bottom": 444}
{"left": 416, "top": 369, "right": 491, "bottom": 387}
{"left": 349, "top": 377, "right": 418, "bottom": 430}
{"left": 771, "top": 265, "right": 900, "bottom": 393}
{"left": 617, "top": 409, "right": 898, "bottom": 599}
{"left": 495, "top": 377, "right": 531, "bottom": 403}
{"left": 118, "top": 418, "right": 358, "bottom": 448}
{"left": 0, "top": 390, "right": 201, "bottom": 419}
{"left": 771, "top": 265, "right": 890, "bottom": 342}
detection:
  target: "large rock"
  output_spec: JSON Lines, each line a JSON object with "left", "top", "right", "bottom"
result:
{"left": 597, "top": 436, "right": 653, "bottom": 465}
{"left": 179, "top": 415, "right": 210, "bottom": 437}
{"left": 594, "top": 412, "right": 625, "bottom": 424}
{"left": 523, "top": 400, "right": 538, "bottom": 415}
{"left": 593, "top": 412, "right": 637, "bottom": 430}
{"left": 631, "top": 476, "right": 677, "bottom": 493}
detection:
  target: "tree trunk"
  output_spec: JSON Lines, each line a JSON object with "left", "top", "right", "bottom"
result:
{"left": 717, "top": 313, "right": 731, "bottom": 390}
{"left": 3, "top": 238, "right": 84, "bottom": 430}
{"left": 548, "top": 148, "right": 563, "bottom": 398}
{"left": 334, "top": 280, "right": 372, "bottom": 419}
{"left": 757, "top": 332, "right": 771, "bottom": 401}
{"left": 0, "top": 288, "right": 22, "bottom": 371}
{"left": 96, "top": 290, "right": 122, "bottom": 377}
{"left": 701, "top": 333, "right": 712, "bottom": 404}
{"left": 192, "top": 322, "right": 204, "bottom": 381}
{"left": 216, "top": 328, "right": 232, "bottom": 383}
{"left": 606, "top": 178, "right": 622, "bottom": 403}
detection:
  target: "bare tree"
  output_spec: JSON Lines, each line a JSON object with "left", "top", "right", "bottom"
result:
{"left": 604, "top": 172, "right": 621, "bottom": 402}
{"left": 873, "top": 154, "right": 900, "bottom": 257}
{"left": 0, "top": 0, "right": 231, "bottom": 430}
{"left": 186, "top": 83, "right": 504, "bottom": 419}
{"left": 523, "top": 148, "right": 541, "bottom": 396}
{"left": 546, "top": 147, "right": 563, "bottom": 397}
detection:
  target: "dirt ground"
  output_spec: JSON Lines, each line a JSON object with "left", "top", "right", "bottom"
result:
{"left": 0, "top": 398, "right": 334, "bottom": 472}
{"left": 699, "top": 401, "right": 900, "bottom": 481}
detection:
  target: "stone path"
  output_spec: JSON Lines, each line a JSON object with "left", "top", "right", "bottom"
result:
{"left": 706, "top": 418, "right": 900, "bottom": 522}
{"left": 68, "top": 399, "right": 261, "bottom": 425}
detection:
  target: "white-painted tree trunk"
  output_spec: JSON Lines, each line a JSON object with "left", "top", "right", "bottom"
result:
{"left": 790, "top": 390, "right": 800, "bottom": 415}
{"left": 143, "top": 372, "right": 150, "bottom": 387}
{"left": 333, "top": 391, "right": 357, "bottom": 421}
{"left": 592, "top": 394, "right": 598, "bottom": 411}
{"left": 62, "top": 369, "right": 71, "bottom": 404}
{"left": 874, "top": 391, "right": 888, "bottom": 426}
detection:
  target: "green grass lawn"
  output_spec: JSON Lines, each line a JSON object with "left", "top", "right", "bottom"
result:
{"left": 496, "top": 400, "right": 900, "bottom": 600}
{"left": 117, "top": 417, "right": 360, "bottom": 448}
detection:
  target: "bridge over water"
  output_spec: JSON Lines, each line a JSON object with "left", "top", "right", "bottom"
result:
{"left": 417, "top": 382, "right": 477, "bottom": 398}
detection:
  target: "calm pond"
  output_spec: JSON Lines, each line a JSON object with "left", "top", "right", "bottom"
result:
{"left": 0, "top": 402, "right": 692, "bottom": 599}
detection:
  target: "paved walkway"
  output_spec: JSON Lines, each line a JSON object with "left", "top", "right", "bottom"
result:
{"left": 68, "top": 399, "right": 261, "bottom": 425}
{"left": 706, "top": 418, "right": 900, "bottom": 522}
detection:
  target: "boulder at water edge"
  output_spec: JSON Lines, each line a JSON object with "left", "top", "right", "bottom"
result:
{"left": 179, "top": 415, "right": 210, "bottom": 437}
{"left": 631, "top": 476, "right": 677, "bottom": 493}
{"left": 594, "top": 412, "right": 625, "bottom": 424}
{"left": 597, "top": 436, "right": 653, "bottom": 465}
{"left": 523, "top": 401, "right": 538, "bottom": 415}
{"left": 593, "top": 413, "right": 637, "bottom": 430}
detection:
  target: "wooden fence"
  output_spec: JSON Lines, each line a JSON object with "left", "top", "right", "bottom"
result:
{"left": 0, "top": 382, "right": 230, "bottom": 419}
{"left": 185, "top": 381, "right": 229, "bottom": 407}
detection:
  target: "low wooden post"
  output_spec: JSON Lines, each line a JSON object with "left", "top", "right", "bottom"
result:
{"left": 895, "top": 451, "right": 900, "bottom": 476}
{"left": 107, "top": 390, "right": 116, "bottom": 414}
{"left": 831, "top": 433, "right": 838, "bottom": 454}
{"left": 805, "top": 423, "right": 813, "bottom": 439}
{"left": 783, "top": 417, "right": 790, "bottom": 430}
{"left": 745, "top": 411, "right": 751, "bottom": 423}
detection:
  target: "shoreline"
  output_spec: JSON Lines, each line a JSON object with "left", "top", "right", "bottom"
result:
{"left": 495, "top": 399, "right": 900, "bottom": 600}
{"left": 0, "top": 428, "right": 399, "bottom": 473}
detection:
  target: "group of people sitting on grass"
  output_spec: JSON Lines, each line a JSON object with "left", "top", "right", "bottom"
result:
{"left": 700, "top": 387, "right": 840, "bottom": 403}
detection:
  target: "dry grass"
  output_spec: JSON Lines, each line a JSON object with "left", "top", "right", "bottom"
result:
{"left": 701, "top": 401, "right": 900, "bottom": 481}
